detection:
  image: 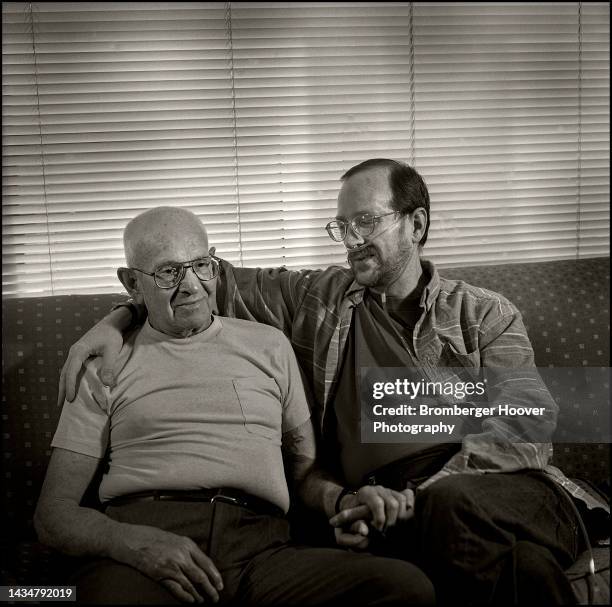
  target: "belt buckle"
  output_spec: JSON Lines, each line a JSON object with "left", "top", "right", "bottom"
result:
{"left": 210, "top": 493, "right": 242, "bottom": 507}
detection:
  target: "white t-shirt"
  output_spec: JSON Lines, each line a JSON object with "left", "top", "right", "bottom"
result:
{"left": 51, "top": 316, "right": 311, "bottom": 512}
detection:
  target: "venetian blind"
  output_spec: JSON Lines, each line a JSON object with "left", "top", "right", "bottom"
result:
{"left": 578, "top": 2, "right": 610, "bottom": 258}
{"left": 2, "top": 2, "right": 239, "bottom": 296}
{"left": 413, "top": 2, "right": 609, "bottom": 266}
{"left": 228, "top": 2, "right": 416, "bottom": 268}
{"left": 2, "top": 2, "right": 609, "bottom": 296}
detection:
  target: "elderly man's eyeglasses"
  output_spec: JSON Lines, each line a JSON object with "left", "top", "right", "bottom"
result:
{"left": 325, "top": 211, "right": 400, "bottom": 242}
{"left": 130, "top": 257, "right": 219, "bottom": 289}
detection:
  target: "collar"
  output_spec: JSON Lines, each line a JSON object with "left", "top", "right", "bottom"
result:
{"left": 345, "top": 258, "right": 441, "bottom": 311}
{"left": 141, "top": 314, "right": 223, "bottom": 344}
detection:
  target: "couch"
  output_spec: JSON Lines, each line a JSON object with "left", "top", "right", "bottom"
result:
{"left": 2, "top": 257, "right": 610, "bottom": 595}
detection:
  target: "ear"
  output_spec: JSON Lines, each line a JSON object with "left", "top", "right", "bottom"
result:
{"left": 209, "top": 246, "right": 216, "bottom": 257}
{"left": 209, "top": 285, "right": 219, "bottom": 316}
{"left": 410, "top": 207, "right": 428, "bottom": 245}
{"left": 117, "top": 268, "right": 145, "bottom": 304}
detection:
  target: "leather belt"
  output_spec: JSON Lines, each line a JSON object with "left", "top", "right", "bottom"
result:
{"left": 104, "top": 488, "right": 284, "bottom": 518}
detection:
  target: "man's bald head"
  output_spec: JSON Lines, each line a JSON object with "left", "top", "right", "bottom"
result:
{"left": 119, "top": 206, "right": 218, "bottom": 338}
{"left": 123, "top": 206, "right": 208, "bottom": 270}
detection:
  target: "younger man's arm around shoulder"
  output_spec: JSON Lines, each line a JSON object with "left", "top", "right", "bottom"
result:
{"left": 34, "top": 450, "right": 223, "bottom": 604}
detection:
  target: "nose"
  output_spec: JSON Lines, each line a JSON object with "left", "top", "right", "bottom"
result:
{"left": 344, "top": 223, "right": 365, "bottom": 249}
{"left": 178, "top": 265, "right": 203, "bottom": 293}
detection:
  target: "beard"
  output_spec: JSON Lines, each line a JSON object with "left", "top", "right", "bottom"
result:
{"left": 348, "top": 241, "right": 415, "bottom": 289}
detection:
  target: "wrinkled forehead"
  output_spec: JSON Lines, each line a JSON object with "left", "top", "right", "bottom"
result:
{"left": 131, "top": 222, "right": 209, "bottom": 269}
{"left": 336, "top": 167, "right": 393, "bottom": 219}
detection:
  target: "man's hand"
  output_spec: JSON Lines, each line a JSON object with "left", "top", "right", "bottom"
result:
{"left": 57, "top": 307, "right": 131, "bottom": 405}
{"left": 332, "top": 509, "right": 371, "bottom": 550}
{"left": 115, "top": 524, "right": 224, "bottom": 604}
{"left": 330, "top": 485, "right": 415, "bottom": 533}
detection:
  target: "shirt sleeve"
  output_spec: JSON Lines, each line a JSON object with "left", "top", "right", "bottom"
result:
{"left": 418, "top": 302, "right": 557, "bottom": 493}
{"left": 273, "top": 332, "right": 312, "bottom": 435}
{"left": 216, "top": 258, "right": 318, "bottom": 338}
{"left": 51, "top": 360, "right": 111, "bottom": 459}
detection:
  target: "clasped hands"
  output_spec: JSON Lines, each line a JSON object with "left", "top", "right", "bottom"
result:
{"left": 329, "top": 485, "right": 415, "bottom": 550}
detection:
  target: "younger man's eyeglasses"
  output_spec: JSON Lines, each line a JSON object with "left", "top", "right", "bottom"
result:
{"left": 325, "top": 211, "right": 400, "bottom": 242}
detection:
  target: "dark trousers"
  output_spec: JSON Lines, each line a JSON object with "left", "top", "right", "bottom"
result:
{"left": 367, "top": 471, "right": 580, "bottom": 606}
{"left": 72, "top": 499, "right": 434, "bottom": 605}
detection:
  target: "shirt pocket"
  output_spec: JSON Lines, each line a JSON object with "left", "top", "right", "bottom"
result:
{"left": 232, "top": 378, "right": 282, "bottom": 440}
{"left": 439, "top": 342, "right": 481, "bottom": 369}
{"left": 431, "top": 342, "right": 483, "bottom": 390}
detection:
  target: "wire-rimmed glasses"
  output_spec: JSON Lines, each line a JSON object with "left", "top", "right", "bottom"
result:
{"left": 325, "top": 211, "right": 400, "bottom": 242}
{"left": 129, "top": 256, "right": 219, "bottom": 289}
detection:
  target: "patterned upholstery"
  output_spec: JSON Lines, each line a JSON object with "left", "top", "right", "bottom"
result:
{"left": 439, "top": 257, "right": 610, "bottom": 483}
{"left": 439, "top": 257, "right": 609, "bottom": 369}
{"left": 1, "top": 295, "right": 118, "bottom": 583}
{"left": 1, "top": 258, "right": 610, "bottom": 584}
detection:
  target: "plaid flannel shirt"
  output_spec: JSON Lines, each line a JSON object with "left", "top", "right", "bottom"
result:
{"left": 211, "top": 258, "right": 607, "bottom": 511}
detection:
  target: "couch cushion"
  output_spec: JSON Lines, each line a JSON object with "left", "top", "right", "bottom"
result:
{"left": 2, "top": 294, "right": 120, "bottom": 543}
{"left": 439, "top": 257, "right": 610, "bottom": 483}
{"left": 438, "top": 257, "right": 610, "bottom": 368}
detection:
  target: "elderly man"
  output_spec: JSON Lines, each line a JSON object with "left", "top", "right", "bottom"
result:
{"left": 58, "top": 160, "right": 608, "bottom": 605}
{"left": 35, "top": 206, "right": 434, "bottom": 605}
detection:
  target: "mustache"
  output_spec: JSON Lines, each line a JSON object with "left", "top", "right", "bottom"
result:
{"left": 347, "top": 245, "right": 376, "bottom": 262}
{"left": 345, "top": 218, "right": 400, "bottom": 262}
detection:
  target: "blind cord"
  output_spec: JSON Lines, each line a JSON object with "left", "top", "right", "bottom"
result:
{"left": 408, "top": 2, "right": 416, "bottom": 168}
{"left": 225, "top": 1, "right": 244, "bottom": 267}
{"left": 576, "top": 2, "right": 583, "bottom": 260}
{"left": 26, "top": 1, "right": 55, "bottom": 294}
